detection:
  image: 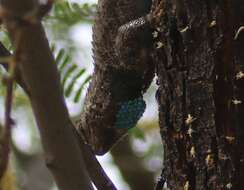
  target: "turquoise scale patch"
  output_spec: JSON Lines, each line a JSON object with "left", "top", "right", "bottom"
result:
{"left": 115, "top": 97, "right": 146, "bottom": 129}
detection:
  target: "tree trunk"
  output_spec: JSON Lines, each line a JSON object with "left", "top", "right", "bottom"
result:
{"left": 153, "top": 0, "right": 244, "bottom": 189}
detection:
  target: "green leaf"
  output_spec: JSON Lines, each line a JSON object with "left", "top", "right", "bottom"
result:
{"left": 59, "top": 54, "right": 71, "bottom": 72}
{"left": 62, "top": 64, "right": 78, "bottom": 86}
{"left": 74, "top": 75, "right": 91, "bottom": 103}
{"left": 53, "top": 47, "right": 90, "bottom": 102}
{"left": 64, "top": 68, "right": 86, "bottom": 97}
{"left": 50, "top": 44, "right": 56, "bottom": 52}
{"left": 129, "top": 127, "right": 146, "bottom": 141}
{"left": 49, "top": 1, "right": 96, "bottom": 25}
{"left": 55, "top": 48, "right": 65, "bottom": 65}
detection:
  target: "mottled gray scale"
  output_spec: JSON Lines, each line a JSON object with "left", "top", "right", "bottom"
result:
{"left": 92, "top": 0, "right": 152, "bottom": 69}
{"left": 78, "top": 0, "right": 154, "bottom": 155}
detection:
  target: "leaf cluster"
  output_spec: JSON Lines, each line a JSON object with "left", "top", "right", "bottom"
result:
{"left": 54, "top": 48, "right": 91, "bottom": 103}
{"left": 49, "top": 1, "right": 97, "bottom": 25}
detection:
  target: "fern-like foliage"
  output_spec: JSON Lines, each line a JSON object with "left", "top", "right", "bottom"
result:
{"left": 54, "top": 48, "right": 91, "bottom": 103}
{"left": 48, "top": 2, "right": 97, "bottom": 25}
{"left": 44, "top": 1, "right": 97, "bottom": 45}
{"left": 46, "top": 1, "right": 94, "bottom": 102}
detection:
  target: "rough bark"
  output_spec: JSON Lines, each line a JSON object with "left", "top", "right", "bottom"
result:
{"left": 152, "top": 0, "right": 244, "bottom": 189}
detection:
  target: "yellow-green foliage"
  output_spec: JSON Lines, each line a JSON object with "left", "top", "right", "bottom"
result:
{"left": 0, "top": 167, "right": 17, "bottom": 190}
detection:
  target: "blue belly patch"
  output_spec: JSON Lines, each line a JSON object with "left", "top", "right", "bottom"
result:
{"left": 115, "top": 97, "right": 146, "bottom": 129}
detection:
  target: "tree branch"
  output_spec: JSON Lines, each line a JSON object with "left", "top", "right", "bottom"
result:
{"left": 74, "top": 128, "right": 117, "bottom": 190}
{"left": 0, "top": 1, "right": 93, "bottom": 189}
{"left": 0, "top": 42, "right": 30, "bottom": 95}
{"left": 0, "top": 61, "right": 15, "bottom": 180}
{"left": 0, "top": 1, "right": 117, "bottom": 189}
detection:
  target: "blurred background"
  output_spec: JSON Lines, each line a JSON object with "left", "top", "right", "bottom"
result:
{"left": 0, "top": 0, "right": 163, "bottom": 189}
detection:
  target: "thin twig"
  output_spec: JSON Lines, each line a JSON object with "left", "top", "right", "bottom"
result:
{"left": 0, "top": 58, "right": 15, "bottom": 180}
{"left": 0, "top": 42, "right": 30, "bottom": 95}
{"left": 154, "top": 167, "right": 166, "bottom": 190}
{"left": 73, "top": 128, "right": 117, "bottom": 190}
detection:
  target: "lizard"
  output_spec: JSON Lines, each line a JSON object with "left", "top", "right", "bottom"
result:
{"left": 77, "top": 0, "right": 155, "bottom": 155}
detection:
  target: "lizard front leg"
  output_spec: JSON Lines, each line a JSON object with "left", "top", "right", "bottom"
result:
{"left": 115, "top": 15, "right": 154, "bottom": 90}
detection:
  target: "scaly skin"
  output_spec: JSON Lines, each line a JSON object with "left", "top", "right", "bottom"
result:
{"left": 78, "top": 0, "right": 154, "bottom": 155}
{"left": 92, "top": 0, "right": 152, "bottom": 69}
